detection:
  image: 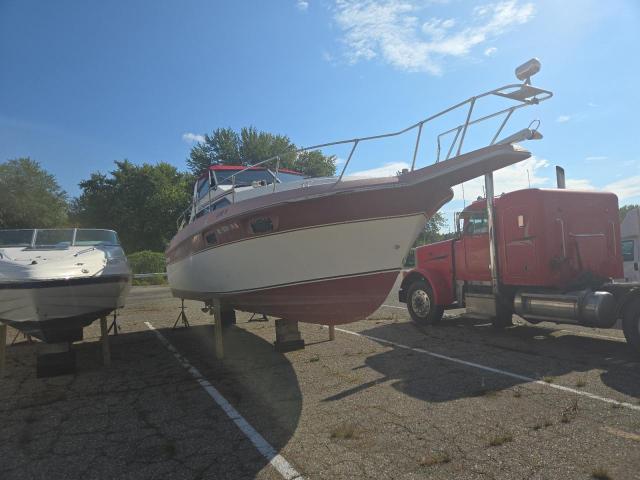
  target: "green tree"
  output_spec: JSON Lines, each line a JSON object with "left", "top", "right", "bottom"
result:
{"left": 186, "top": 126, "right": 335, "bottom": 177}
{"left": 71, "top": 160, "right": 191, "bottom": 252}
{"left": 0, "top": 158, "right": 68, "bottom": 228}
{"left": 619, "top": 204, "right": 640, "bottom": 222}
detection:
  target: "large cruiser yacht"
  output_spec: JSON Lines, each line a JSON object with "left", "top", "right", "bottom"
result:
{"left": 166, "top": 59, "right": 552, "bottom": 326}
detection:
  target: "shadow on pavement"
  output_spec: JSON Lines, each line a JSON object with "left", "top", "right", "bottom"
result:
{"left": 0, "top": 324, "right": 302, "bottom": 480}
{"left": 327, "top": 316, "right": 640, "bottom": 404}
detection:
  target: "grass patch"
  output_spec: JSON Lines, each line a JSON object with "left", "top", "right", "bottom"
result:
{"left": 543, "top": 376, "right": 555, "bottom": 384}
{"left": 308, "top": 356, "right": 320, "bottom": 363}
{"left": 591, "top": 467, "right": 612, "bottom": 480}
{"left": 132, "top": 275, "right": 168, "bottom": 286}
{"left": 330, "top": 423, "right": 359, "bottom": 440}
{"left": 575, "top": 378, "right": 587, "bottom": 388}
{"left": 487, "top": 432, "right": 513, "bottom": 447}
{"left": 419, "top": 451, "right": 451, "bottom": 467}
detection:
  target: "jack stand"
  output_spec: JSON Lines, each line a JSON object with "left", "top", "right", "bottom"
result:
{"left": 0, "top": 323, "right": 6, "bottom": 378}
{"left": 100, "top": 316, "right": 111, "bottom": 367}
{"left": 274, "top": 319, "right": 305, "bottom": 352}
{"left": 248, "top": 312, "right": 269, "bottom": 322}
{"left": 173, "top": 299, "right": 190, "bottom": 329}
{"left": 11, "top": 330, "right": 33, "bottom": 345}
{"left": 107, "top": 310, "right": 120, "bottom": 335}
{"left": 36, "top": 342, "right": 76, "bottom": 377}
{"left": 210, "top": 300, "right": 224, "bottom": 360}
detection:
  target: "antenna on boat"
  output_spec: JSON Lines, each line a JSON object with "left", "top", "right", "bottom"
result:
{"left": 527, "top": 169, "right": 531, "bottom": 188}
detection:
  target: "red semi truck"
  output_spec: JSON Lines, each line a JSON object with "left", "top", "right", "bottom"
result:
{"left": 399, "top": 185, "right": 640, "bottom": 353}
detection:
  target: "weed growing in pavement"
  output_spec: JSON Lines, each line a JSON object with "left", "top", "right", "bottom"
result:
{"left": 591, "top": 467, "right": 612, "bottom": 479}
{"left": 533, "top": 419, "right": 553, "bottom": 430}
{"left": 543, "top": 376, "right": 555, "bottom": 383}
{"left": 575, "top": 378, "right": 587, "bottom": 388}
{"left": 308, "top": 356, "right": 320, "bottom": 363}
{"left": 513, "top": 390, "right": 522, "bottom": 398}
{"left": 419, "top": 452, "right": 451, "bottom": 467}
{"left": 330, "top": 423, "right": 360, "bottom": 440}
{"left": 487, "top": 432, "right": 513, "bottom": 447}
{"left": 561, "top": 398, "right": 579, "bottom": 423}
{"left": 474, "top": 389, "right": 498, "bottom": 398}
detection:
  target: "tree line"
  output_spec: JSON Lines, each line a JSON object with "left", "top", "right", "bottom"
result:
{"left": 0, "top": 127, "right": 337, "bottom": 253}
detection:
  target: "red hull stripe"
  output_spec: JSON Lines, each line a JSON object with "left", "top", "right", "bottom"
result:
{"left": 172, "top": 270, "right": 400, "bottom": 325}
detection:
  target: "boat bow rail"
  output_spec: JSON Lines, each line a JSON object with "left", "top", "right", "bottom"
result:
{"left": 176, "top": 58, "right": 552, "bottom": 229}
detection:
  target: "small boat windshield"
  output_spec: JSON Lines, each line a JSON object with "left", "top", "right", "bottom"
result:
{"left": 216, "top": 169, "right": 275, "bottom": 186}
{"left": 0, "top": 229, "right": 34, "bottom": 247}
{"left": 0, "top": 229, "right": 120, "bottom": 248}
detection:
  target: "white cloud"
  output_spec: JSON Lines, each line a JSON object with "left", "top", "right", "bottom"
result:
{"left": 556, "top": 115, "right": 571, "bottom": 123}
{"left": 182, "top": 132, "right": 205, "bottom": 144}
{"left": 452, "top": 157, "right": 549, "bottom": 201}
{"left": 585, "top": 156, "right": 607, "bottom": 161}
{"left": 604, "top": 176, "right": 640, "bottom": 200}
{"left": 333, "top": 0, "right": 535, "bottom": 74}
{"left": 296, "top": 0, "right": 309, "bottom": 11}
{"left": 566, "top": 178, "right": 595, "bottom": 190}
{"left": 484, "top": 46, "right": 497, "bottom": 56}
{"left": 349, "top": 161, "right": 410, "bottom": 177}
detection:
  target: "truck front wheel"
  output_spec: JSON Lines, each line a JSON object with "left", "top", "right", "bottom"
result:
{"left": 622, "top": 298, "right": 640, "bottom": 353}
{"left": 407, "top": 280, "right": 444, "bottom": 326}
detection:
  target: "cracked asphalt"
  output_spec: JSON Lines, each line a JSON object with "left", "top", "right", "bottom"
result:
{"left": 1, "top": 278, "right": 640, "bottom": 480}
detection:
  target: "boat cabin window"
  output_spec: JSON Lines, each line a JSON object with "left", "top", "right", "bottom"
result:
{"left": 250, "top": 217, "right": 274, "bottom": 234}
{"left": 464, "top": 211, "right": 489, "bottom": 235}
{"left": 205, "top": 232, "right": 217, "bottom": 245}
{"left": 34, "top": 229, "right": 74, "bottom": 247}
{"left": 0, "top": 229, "right": 34, "bottom": 247}
{"left": 275, "top": 172, "right": 305, "bottom": 182}
{"left": 622, "top": 239, "right": 634, "bottom": 261}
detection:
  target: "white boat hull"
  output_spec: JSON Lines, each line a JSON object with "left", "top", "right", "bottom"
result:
{"left": 169, "top": 213, "right": 426, "bottom": 297}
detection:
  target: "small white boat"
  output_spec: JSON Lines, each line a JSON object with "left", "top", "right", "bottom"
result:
{"left": 0, "top": 228, "right": 131, "bottom": 342}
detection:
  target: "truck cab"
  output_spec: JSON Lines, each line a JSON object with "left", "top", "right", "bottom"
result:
{"left": 399, "top": 188, "right": 640, "bottom": 353}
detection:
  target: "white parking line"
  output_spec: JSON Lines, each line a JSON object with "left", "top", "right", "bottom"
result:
{"left": 333, "top": 326, "right": 640, "bottom": 412}
{"left": 382, "top": 304, "right": 405, "bottom": 310}
{"left": 144, "top": 321, "right": 305, "bottom": 480}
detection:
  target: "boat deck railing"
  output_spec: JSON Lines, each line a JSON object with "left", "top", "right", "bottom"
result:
{"left": 177, "top": 59, "right": 552, "bottom": 229}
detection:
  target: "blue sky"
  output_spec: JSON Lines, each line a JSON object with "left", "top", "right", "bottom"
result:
{"left": 1, "top": 0, "right": 639, "bottom": 230}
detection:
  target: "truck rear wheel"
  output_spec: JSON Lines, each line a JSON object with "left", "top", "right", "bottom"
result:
{"left": 407, "top": 280, "right": 444, "bottom": 326}
{"left": 622, "top": 298, "right": 640, "bottom": 353}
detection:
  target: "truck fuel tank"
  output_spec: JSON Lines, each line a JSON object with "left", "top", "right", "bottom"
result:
{"left": 514, "top": 290, "right": 617, "bottom": 328}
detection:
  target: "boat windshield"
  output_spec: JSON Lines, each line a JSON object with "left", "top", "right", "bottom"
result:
{"left": 0, "top": 229, "right": 120, "bottom": 248}
{"left": 215, "top": 169, "right": 276, "bottom": 186}
{"left": 74, "top": 229, "right": 120, "bottom": 246}
{"left": 0, "top": 229, "right": 35, "bottom": 247}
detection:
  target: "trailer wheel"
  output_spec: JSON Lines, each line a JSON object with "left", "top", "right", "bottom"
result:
{"left": 622, "top": 298, "right": 640, "bottom": 353}
{"left": 407, "top": 280, "right": 444, "bottom": 326}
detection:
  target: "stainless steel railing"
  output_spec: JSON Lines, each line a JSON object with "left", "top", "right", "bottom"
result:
{"left": 177, "top": 60, "right": 553, "bottom": 229}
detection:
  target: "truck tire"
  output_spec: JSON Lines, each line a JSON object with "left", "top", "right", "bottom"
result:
{"left": 622, "top": 298, "right": 640, "bottom": 353}
{"left": 407, "top": 279, "right": 444, "bottom": 326}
